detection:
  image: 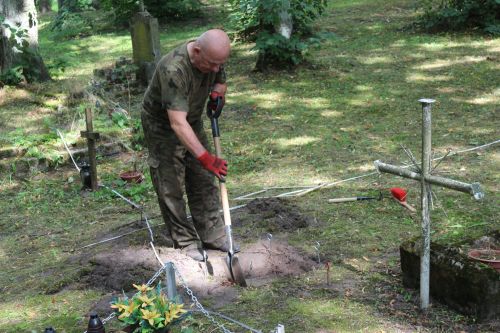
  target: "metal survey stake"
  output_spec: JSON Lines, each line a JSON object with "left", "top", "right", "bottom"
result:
{"left": 267, "top": 233, "right": 273, "bottom": 251}
{"left": 80, "top": 108, "right": 100, "bottom": 191}
{"left": 314, "top": 241, "right": 321, "bottom": 264}
{"left": 374, "top": 99, "right": 484, "bottom": 310}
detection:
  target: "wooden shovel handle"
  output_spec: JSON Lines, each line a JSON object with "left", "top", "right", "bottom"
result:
{"left": 400, "top": 200, "right": 416, "bottom": 212}
{"left": 213, "top": 137, "right": 232, "bottom": 227}
{"left": 328, "top": 197, "right": 358, "bottom": 203}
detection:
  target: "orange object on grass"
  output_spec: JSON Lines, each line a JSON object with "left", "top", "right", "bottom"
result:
{"left": 390, "top": 187, "right": 407, "bottom": 202}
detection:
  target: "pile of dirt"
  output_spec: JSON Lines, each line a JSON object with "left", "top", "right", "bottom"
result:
{"left": 78, "top": 197, "right": 318, "bottom": 314}
{"left": 80, "top": 247, "right": 158, "bottom": 292}
{"left": 234, "top": 197, "right": 313, "bottom": 232}
{"left": 81, "top": 239, "right": 317, "bottom": 310}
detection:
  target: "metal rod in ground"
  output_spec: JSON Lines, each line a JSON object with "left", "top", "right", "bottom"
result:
{"left": 165, "top": 262, "right": 178, "bottom": 303}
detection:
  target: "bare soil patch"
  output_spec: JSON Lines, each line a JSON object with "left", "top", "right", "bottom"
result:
{"left": 241, "top": 197, "right": 313, "bottom": 231}
{"left": 76, "top": 198, "right": 317, "bottom": 315}
{"left": 82, "top": 240, "right": 316, "bottom": 313}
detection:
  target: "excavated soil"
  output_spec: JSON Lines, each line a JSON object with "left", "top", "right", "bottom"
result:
{"left": 79, "top": 198, "right": 318, "bottom": 313}
{"left": 241, "top": 197, "right": 313, "bottom": 230}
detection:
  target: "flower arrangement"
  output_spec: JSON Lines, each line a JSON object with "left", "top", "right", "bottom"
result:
{"left": 111, "top": 283, "right": 190, "bottom": 333}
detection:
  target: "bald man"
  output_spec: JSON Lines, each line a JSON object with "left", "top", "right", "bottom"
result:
{"left": 141, "top": 29, "right": 234, "bottom": 261}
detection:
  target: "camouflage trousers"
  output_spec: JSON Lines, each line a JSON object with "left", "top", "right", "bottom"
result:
{"left": 141, "top": 111, "right": 225, "bottom": 248}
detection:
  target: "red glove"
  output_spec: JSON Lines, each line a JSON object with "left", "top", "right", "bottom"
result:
{"left": 197, "top": 151, "right": 227, "bottom": 179}
{"left": 207, "top": 91, "right": 225, "bottom": 111}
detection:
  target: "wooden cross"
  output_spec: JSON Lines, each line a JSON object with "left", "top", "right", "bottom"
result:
{"left": 80, "top": 108, "right": 100, "bottom": 191}
{"left": 374, "top": 99, "right": 484, "bottom": 310}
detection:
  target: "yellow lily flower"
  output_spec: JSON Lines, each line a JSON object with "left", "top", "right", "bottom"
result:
{"left": 141, "top": 308, "right": 161, "bottom": 326}
{"left": 164, "top": 303, "right": 186, "bottom": 324}
{"left": 133, "top": 284, "right": 153, "bottom": 293}
{"left": 110, "top": 303, "right": 128, "bottom": 313}
{"left": 118, "top": 302, "right": 137, "bottom": 319}
{"left": 138, "top": 294, "right": 156, "bottom": 307}
{"left": 158, "top": 294, "right": 168, "bottom": 307}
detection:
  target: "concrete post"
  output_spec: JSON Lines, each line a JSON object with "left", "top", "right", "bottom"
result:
{"left": 165, "top": 262, "right": 178, "bottom": 303}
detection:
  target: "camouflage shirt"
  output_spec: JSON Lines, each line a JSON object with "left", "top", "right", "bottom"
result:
{"left": 142, "top": 41, "right": 226, "bottom": 129}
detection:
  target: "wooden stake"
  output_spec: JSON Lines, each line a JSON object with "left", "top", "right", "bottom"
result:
{"left": 80, "top": 108, "right": 100, "bottom": 191}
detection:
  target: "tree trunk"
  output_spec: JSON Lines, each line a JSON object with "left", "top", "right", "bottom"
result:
{"left": 57, "top": 0, "right": 64, "bottom": 11}
{"left": 0, "top": 0, "right": 51, "bottom": 82}
{"left": 39, "top": 0, "right": 52, "bottom": 13}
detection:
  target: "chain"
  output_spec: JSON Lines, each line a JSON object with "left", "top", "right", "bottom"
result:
{"left": 173, "top": 265, "right": 233, "bottom": 333}
{"left": 101, "top": 312, "right": 116, "bottom": 325}
{"left": 146, "top": 265, "right": 166, "bottom": 286}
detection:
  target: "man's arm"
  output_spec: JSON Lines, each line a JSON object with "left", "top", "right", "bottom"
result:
{"left": 212, "top": 83, "right": 227, "bottom": 96}
{"left": 167, "top": 109, "right": 227, "bottom": 179}
{"left": 167, "top": 109, "right": 206, "bottom": 157}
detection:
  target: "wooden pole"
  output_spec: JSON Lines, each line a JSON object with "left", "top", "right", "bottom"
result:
{"left": 419, "top": 98, "right": 434, "bottom": 309}
{"left": 373, "top": 161, "right": 483, "bottom": 198}
{"left": 81, "top": 108, "right": 100, "bottom": 191}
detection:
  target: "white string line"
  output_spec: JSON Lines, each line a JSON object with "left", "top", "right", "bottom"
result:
{"left": 441, "top": 139, "right": 499, "bottom": 156}
{"left": 233, "top": 186, "right": 314, "bottom": 200}
{"left": 150, "top": 241, "right": 164, "bottom": 268}
{"left": 144, "top": 213, "right": 154, "bottom": 243}
{"left": 74, "top": 139, "right": 500, "bottom": 249}
{"left": 235, "top": 138, "right": 500, "bottom": 200}
{"left": 76, "top": 205, "right": 248, "bottom": 250}
{"left": 100, "top": 184, "right": 143, "bottom": 210}
{"left": 75, "top": 222, "right": 163, "bottom": 250}
{"left": 57, "top": 129, "right": 81, "bottom": 172}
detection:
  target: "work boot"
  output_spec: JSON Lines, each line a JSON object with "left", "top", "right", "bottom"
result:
{"left": 180, "top": 243, "right": 205, "bottom": 261}
{"left": 203, "top": 239, "right": 240, "bottom": 253}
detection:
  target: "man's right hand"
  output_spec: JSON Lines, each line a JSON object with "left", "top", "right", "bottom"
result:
{"left": 197, "top": 151, "right": 227, "bottom": 179}
{"left": 207, "top": 91, "right": 225, "bottom": 112}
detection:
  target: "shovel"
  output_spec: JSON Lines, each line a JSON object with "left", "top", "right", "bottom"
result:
{"left": 206, "top": 95, "right": 247, "bottom": 287}
{"left": 328, "top": 191, "right": 382, "bottom": 203}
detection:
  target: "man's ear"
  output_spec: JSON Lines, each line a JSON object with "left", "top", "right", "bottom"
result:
{"left": 193, "top": 45, "right": 202, "bottom": 56}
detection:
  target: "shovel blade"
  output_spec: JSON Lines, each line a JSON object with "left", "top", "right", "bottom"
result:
{"left": 225, "top": 254, "right": 247, "bottom": 287}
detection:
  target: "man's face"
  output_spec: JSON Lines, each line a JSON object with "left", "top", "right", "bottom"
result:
{"left": 196, "top": 47, "right": 228, "bottom": 73}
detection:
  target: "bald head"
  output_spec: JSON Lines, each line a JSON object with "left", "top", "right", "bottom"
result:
{"left": 196, "top": 29, "right": 231, "bottom": 62}
{"left": 188, "top": 29, "right": 230, "bottom": 73}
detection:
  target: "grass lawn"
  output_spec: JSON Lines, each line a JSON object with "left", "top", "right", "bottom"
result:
{"left": 0, "top": 0, "right": 498, "bottom": 332}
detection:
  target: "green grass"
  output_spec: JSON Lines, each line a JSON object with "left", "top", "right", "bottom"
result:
{"left": 0, "top": 0, "right": 499, "bottom": 332}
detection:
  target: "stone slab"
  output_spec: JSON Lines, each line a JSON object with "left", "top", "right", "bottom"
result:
{"left": 400, "top": 234, "right": 499, "bottom": 321}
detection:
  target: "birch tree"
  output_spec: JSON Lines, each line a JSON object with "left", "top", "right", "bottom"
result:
{"left": 0, "top": 0, "right": 51, "bottom": 82}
